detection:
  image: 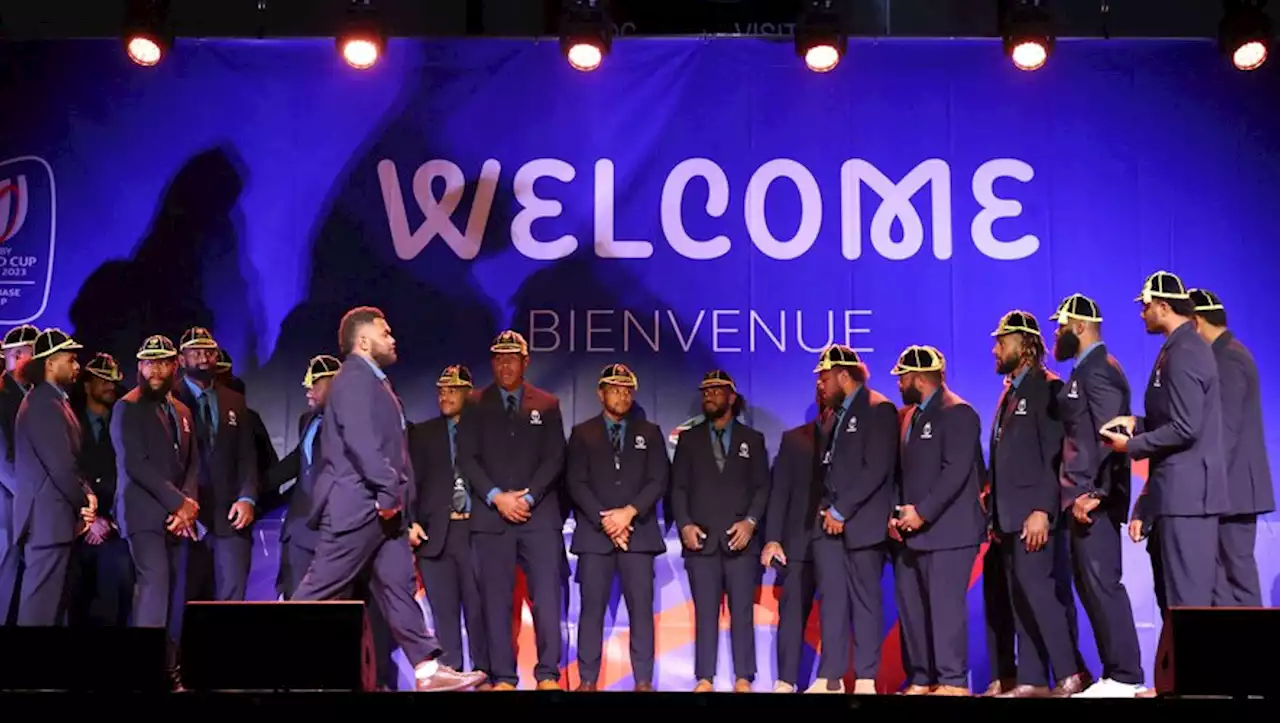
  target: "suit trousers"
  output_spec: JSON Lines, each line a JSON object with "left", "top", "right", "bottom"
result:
{"left": 1154, "top": 514, "right": 1219, "bottom": 608}
{"left": 16, "top": 541, "right": 73, "bottom": 626}
{"left": 294, "top": 514, "right": 441, "bottom": 668}
{"left": 1213, "top": 513, "right": 1262, "bottom": 607}
{"left": 473, "top": 528, "right": 564, "bottom": 685}
{"left": 68, "top": 535, "right": 135, "bottom": 627}
{"left": 575, "top": 550, "right": 656, "bottom": 686}
{"left": 996, "top": 529, "right": 1080, "bottom": 687}
{"left": 127, "top": 531, "right": 190, "bottom": 672}
{"left": 685, "top": 550, "right": 759, "bottom": 682}
{"left": 774, "top": 559, "right": 816, "bottom": 687}
{"left": 895, "top": 545, "right": 978, "bottom": 688}
{"left": 186, "top": 533, "right": 252, "bottom": 602}
{"left": 416, "top": 520, "right": 488, "bottom": 673}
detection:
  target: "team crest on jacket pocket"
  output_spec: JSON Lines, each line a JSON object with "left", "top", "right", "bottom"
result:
{"left": 634, "top": 435, "right": 646, "bottom": 450}
{"left": 738, "top": 442, "right": 750, "bottom": 458}
{"left": 530, "top": 409, "right": 542, "bottom": 425}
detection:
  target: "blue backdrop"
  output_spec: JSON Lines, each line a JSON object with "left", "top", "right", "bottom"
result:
{"left": 1, "top": 36, "right": 1277, "bottom": 691}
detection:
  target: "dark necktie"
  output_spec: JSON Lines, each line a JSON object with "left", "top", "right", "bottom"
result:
{"left": 608, "top": 422, "right": 622, "bottom": 471}
{"left": 822, "top": 406, "right": 845, "bottom": 465}
{"left": 712, "top": 427, "right": 727, "bottom": 472}
{"left": 449, "top": 424, "right": 468, "bottom": 513}
{"left": 995, "top": 389, "right": 1016, "bottom": 443}
{"left": 165, "top": 403, "right": 180, "bottom": 451}
{"left": 905, "top": 406, "right": 922, "bottom": 444}
{"left": 93, "top": 417, "right": 105, "bottom": 444}
{"left": 198, "top": 395, "right": 214, "bottom": 451}
{"left": 505, "top": 394, "right": 517, "bottom": 420}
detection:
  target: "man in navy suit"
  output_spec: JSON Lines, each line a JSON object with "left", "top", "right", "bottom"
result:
{"left": 68, "top": 353, "right": 134, "bottom": 627}
{"left": 566, "top": 364, "right": 669, "bottom": 692}
{"left": 173, "top": 326, "right": 258, "bottom": 602}
{"left": 672, "top": 370, "right": 770, "bottom": 693}
{"left": 1049, "top": 295, "right": 1146, "bottom": 698}
{"left": 407, "top": 364, "right": 490, "bottom": 685}
{"left": 114, "top": 334, "right": 201, "bottom": 688}
{"left": 292, "top": 307, "right": 484, "bottom": 692}
{"left": 263, "top": 353, "right": 397, "bottom": 689}
{"left": 987, "top": 311, "right": 1087, "bottom": 698}
{"left": 806, "top": 345, "right": 897, "bottom": 694}
{"left": 457, "top": 330, "right": 567, "bottom": 691}
{"left": 1102, "top": 272, "right": 1229, "bottom": 610}
{"left": 888, "top": 345, "right": 985, "bottom": 696}
{"left": 13, "top": 328, "right": 98, "bottom": 625}
{"left": 760, "top": 382, "right": 825, "bottom": 693}
{"left": 0, "top": 323, "right": 39, "bottom": 625}
{"left": 1188, "top": 289, "right": 1274, "bottom": 606}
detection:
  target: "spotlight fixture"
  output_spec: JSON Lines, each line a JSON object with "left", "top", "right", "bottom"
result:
{"left": 560, "top": 0, "right": 612, "bottom": 71}
{"left": 122, "top": 0, "right": 172, "bottom": 67}
{"left": 1220, "top": 0, "right": 1271, "bottom": 70}
{"left": 795, "top": 0, "right": 846, "bottom": 73}
{"left": 337, "top": 0, "right": 385, "bottom": 70}
{"left": 999, "top": 0, "right": 1054, "bottom": 71}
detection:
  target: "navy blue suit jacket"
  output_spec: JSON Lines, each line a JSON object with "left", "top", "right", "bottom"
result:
{"left": 764, "top": 421, "right": 821, "bottom": 562}
{"left": 825, "top": 386, "right": 898, "bottom": 549}
{"left": 14, "top": 382, "right": 90, "bottom": 546}
{"left": 308, "top": 355, "right": 412, "bottom": 534}
{"left": 989, "top": 367, "right": 1065, "bottom": 533}
{"left": 1129, "top": 322, "right": 1230, "bottom": 519}
{"left": 0, "top": 371, "right": 27, "bottom": 499}
{"left": 1211, "top": 331, "right": 1275, "bottom": 516}
{"left": 566, "top": 414, "right": 669, "bottom": 555}
{"left": 112, "top": 387, "right": 200, "bottom": 538}
{"left": 898, "top": 389, "right": 986, "bottom": 551}
{"left": 174, "top": 379, "right": 259, "bottom": 536}
{"left": 264, "top": 411, "right": 323, "bottom": 551}
{"left": 408, "top": 415, "right": 470, "bottom": 559}
{"left": 670, "top": 419, "right": 770, "bottom": 556}
{"left": 1058, "top": 344, "right": 1132, "bottom": 524}
{"left": 458, "top": 383, "right": 566, "bottom": 533}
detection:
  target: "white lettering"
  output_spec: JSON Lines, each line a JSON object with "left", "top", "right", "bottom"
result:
{"left": 840, "top": 158, "right": 952, "bottom": 261}
{"left": 971, "top": 158, "right": 1039, "bottom": 260}
{"left": 585, "top": 309, "right": 614, "bottom": 352}
{"left": 750, "top": 311, "right": 786, "bottom": 352}
{"left": 624, "top": 311, "right": 660, "bottom": 352}
{"left": 594, "top": 159, "right": 653, "bottom": 259}
{"left": 377, "top": 158, "right": 499, "bottom": 260}
{"left": 528, "top": 310, "right": 561, "bottom": 352}
{"left": 745, "top": 159, "right": 822, "bottom": 260}
{"left": 844, "top": 310, "right": 872, "bottom": 350}
{"left": 661, "top": 159, "right": 731, "bottom": 260}
{"left": 712, "top": 310, "right": 741, "bottom": 352}
{"left": 511, "top": 158, "right": 577, "bottom": 260}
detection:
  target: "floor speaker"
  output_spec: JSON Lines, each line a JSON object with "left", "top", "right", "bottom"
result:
{"left": 181, "top": 601, "right": 375, "bottom": 691}
{"left": 1170, "top": 606, "right": 1279, "bottom": 698}
{"left": 0, "top": 626, "right": 168, "bottom": 691}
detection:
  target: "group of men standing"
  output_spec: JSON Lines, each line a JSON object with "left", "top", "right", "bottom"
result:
{"left": 0, "top": 267, "right": 1269, "bottom": 696}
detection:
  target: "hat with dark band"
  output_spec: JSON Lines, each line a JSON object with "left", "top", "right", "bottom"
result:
{"left": 599, "top": 363, "right": 638, "bottom": 389}
{"left": 1050, "top": 293, "right": 1103, "bottom": 325}
{"left": 303, "top": 355, "right": 342, "bottom": 389}
{"left": 699, "top": 369, "right": 736, "bottom": 392}
{"left": 1134, "top": 270, "right": 1189, "bottom": 304}
{"left": 216, "top": 348, "right": 233, "bottom": 372}
{"left": 2, "top": 324, "right": 39, "bottom": 350}
{"left": 32, "top": 328, "right": 84, "bottom": 361}
{"left": 812, "top": 344, "right": 862, "bottom": 373}
{"left": 890, "top": 345, "right": 946, "bottom": 375}
{"left": 85, "top": 353, "right": 124, "bottom": 383}
{"left": 991, "top": 310, "right": 1042, "bottom": 337}
{"left": 1188, "top": 288, "right": 1224, "bottom": 313}
{"left": 436, "top": 364, "right": 474, "bottom": 388}
{"left": 489, "top": 330, "right": 528, "bottom": 356}
{"left": 179, "top": 326, "right": 218, "bottom": 350}
{"left": 137, "top": 335, "right": 178, "bottom": 360}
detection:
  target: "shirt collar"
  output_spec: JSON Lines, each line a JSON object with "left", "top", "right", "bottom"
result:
{"left": 840, "top": 385, "right": 859, "bottom": 414}
{"left": 357, "top": 354, "right": 386, "bottom": 381}
{"left": 46, "top": 381, "right": 69, "bottom": 400}
{"left": 919, "top": 388, "right": 939, "bottom": 410}
{"left": 1011, "top": 367, "right": 1030, "bottom": 389}
{"left": 183, "top": 376, "right": 209, "bottom": 398}
{"left": 1077, "top": 341, "right": 1104, "bottom": 363}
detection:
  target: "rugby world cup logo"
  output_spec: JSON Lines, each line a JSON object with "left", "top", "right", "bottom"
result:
{"left": 0, "top": 156, "right": 57, "bottom": 324}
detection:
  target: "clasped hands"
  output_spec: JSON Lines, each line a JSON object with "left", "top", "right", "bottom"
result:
{"left": 165, "top": 496, "right": 201, "bottom": 538}
{"left": 600, "top": 505, "right": 637, "bottom": 551}
{"left": 886, "top": 504, "right": 924, "bottom": 542}
{"left": 681, "top": 519, "right": 755, "bottom": 553}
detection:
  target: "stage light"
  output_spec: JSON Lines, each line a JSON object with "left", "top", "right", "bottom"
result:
{"left": 1000, "top": 0, "right": 1055, "bottom": 71}
{"left": 796, "top": 1, "right": 846, "bottom": 73}
{"left": 337, "top": 0, "right": 384, "bottom": 70}
{"left": 1219, "top": 1, "right": 1271, "bottom": 71}
{"left": 560, "top": 0, "right": 612, "bottom": 72}
{"left": 122, "top": 0, "right": 172, "bottom": 67}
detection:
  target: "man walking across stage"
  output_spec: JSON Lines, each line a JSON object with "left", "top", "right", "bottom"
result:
{"left": 888, "top": 345, "right": 985, "bottom": 696}
{"left": 806, "top": 345, "right": 897, "bottom": 695}
{"left": 459, "top": 330, "right": 567, "bottom": 691}
{"left": 1187, "top": 289, "right": 1274, "bottom": 607}
{"left": 1049, "top": 295, "right": 1146, "bottom": 698}
{"left": 566, "top": 364, "right": 669, "bottom": 692}
{"left": 292, "top": 306, "right": 485, "bottom": 692}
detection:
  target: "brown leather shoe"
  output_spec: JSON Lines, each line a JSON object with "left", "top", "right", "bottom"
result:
{"left": 980, "top": 679, "right": 1014, "bottom": 697}
{"left": 693, "top": 679, "right": 714, "bottom": 692}
{"left": 996, "top": 684, "right": 1052, "bottom": 698}
{"left": 575, "top": 681, "right": 597, "bottom": 692}
{"left": 491, "top": 681, "right": 517, "bottom": 691}
{"left": 734, "top": 678, "right": 753, "bottom": 693}
{"left": 536, "top": 679, "right": 563, "bottom": 691}
{"left": 634, "top": 681, "right": 654, "bottom": 692}
{"left": 901, "top": 685, "right": 933, "bottom": 695}
{"left": 1050, "top": 672, "right": 1090, "bottom": 697}
{"left": 415, "top": 664, "right": 488, "bottom": 692}
{"left": 930, "top": 685, "right": 970, "bottom": 696}
{"left": 475, "top": 682, "right": 494, "bottom": 692}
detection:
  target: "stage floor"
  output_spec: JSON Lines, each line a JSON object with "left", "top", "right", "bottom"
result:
{"left": 0, "top": 691, "right": 1272, "bottom": 717}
